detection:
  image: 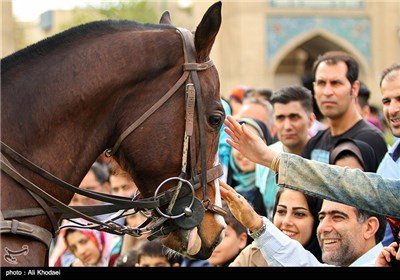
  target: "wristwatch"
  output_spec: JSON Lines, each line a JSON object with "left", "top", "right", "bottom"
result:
{"left": 247, "top": 219, "right": 266, "bottom": 239}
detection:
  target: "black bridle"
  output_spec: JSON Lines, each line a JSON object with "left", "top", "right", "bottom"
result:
{"left": 0, "top": 27, "right": 225, "bottom": 249}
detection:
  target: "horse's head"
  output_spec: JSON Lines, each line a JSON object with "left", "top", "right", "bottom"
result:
{"left": 109, "top": 2, "right": 225, "bottom": 259}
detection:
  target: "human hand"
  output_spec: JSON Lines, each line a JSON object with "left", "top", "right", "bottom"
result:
{"left": 219, "top": 180, "right": 263, "bottom": 232}
{"left": 224, "top": 115, "right": 276, "bottom": 168}
{"left": 375, "top": 241, "right": 399, "bottom": 267}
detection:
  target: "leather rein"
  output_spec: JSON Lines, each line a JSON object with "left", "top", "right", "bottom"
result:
{"left": 0, "top": 27, "right": 225, "bottom": 250}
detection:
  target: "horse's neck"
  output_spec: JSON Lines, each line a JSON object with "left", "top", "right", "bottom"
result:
{"left": 2, "top": 58, "right": 114, "bottom": 185}
{"left": 2, "top": 28, "right": 183, "bottom": 186}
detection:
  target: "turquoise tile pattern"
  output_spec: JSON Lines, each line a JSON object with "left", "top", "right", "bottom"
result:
{"left": 267, "top": 16, "right": 371, "bottom": 63}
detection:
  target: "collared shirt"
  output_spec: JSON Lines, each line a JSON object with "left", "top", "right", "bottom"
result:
{"left": 392, "top": 139, "right": 400, "bottom": 162}
{"left": 255, "top": 217, "right": 383, "bottom": 267}
{"left": 377, "top": 138, "right": 400, "bottom": 179}
{"left": 376, "top": 138, "right": 400, "bottom": 246}
{"left": 276, "top": 153, "right": 400, "bottom": 218}
{"left": 350, "top": 243, "right": 383, "bottom": 266}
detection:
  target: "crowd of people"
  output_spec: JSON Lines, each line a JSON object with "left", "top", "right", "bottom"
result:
{"left": 48, "top": 52, "right": 399, "bottom": 267}
{"left": 221, "top": 59, "right": 400, "bottom": 267}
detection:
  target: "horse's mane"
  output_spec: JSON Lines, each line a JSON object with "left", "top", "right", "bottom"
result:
{"left": 2, "top": 20, "right": 175, "bottom": 73}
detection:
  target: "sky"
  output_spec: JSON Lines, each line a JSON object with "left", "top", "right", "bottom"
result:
{"left": 12, "top": 0, "right": 106, "bottom": 21}
{"left": 11, "top": 0, "right": 194, "bottom": 22}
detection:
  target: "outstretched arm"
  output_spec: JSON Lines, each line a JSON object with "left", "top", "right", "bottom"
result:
{"left": 225, "top": 116, "right": 400, "bottom": 218}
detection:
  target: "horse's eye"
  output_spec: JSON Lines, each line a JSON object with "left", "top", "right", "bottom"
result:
{"left": 208, "top": 115, "right": 223, "bottom": 129}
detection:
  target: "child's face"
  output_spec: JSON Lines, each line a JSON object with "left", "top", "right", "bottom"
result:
{"left": 66, "top": 231, "right": 101, "bottom": 266}
{"left": 207, "top": 225, "right": 246, "bottom": 266}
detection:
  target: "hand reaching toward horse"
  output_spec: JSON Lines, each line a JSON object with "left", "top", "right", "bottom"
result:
{"left": 219, "top": 180, "right": 263, "bottom": 233}
{"left": 224, "top": 115, "right": 277, "bottom": 169}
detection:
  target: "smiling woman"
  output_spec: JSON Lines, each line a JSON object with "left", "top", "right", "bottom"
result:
{"left": 229, "top": 186, "right": 322, "bottom": 267}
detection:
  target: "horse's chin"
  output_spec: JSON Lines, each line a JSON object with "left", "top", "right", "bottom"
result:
{"left": 162, "top": 226, "right": 223, "bottom": 260}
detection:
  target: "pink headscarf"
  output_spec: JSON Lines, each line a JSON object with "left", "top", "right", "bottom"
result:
{"left": 65, "top": 229, "right": 112, "bottom": 266}
{"left": 54, "top": 220, "right": 120, "bottom": 267}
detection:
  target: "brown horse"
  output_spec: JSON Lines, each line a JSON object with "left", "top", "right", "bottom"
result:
{"left": 1, "top": 2, "right": 226, "bottom": 266}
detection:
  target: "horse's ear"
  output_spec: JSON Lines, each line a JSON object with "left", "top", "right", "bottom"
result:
{"left": 159, "top": 11, "right": 172, "bottom": 25}
{"left": 194, "top": 1, "right": 222, "bottom": 62}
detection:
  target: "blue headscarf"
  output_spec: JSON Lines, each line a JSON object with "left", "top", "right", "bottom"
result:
{"left": 229, "top": 118, "right": 269, "bottom": 213}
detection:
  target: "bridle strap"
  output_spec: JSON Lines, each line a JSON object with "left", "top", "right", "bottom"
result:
{"left": 104, "top": 70, "right": 190, "bottom": 157}
{"left": 0, "top": 160, "right": 223, "bottom": 220}
{"left": 0, "top": 142, "right": 158, "bottom": 210}
{"left": 178, "top": 27, "right": 209, "bottom": 199}
{"left": 0, "top": 152, "right": 59, "bottom": 235}
{"left": 0, "top": 216, "right": 53, "bottom": 250}
{"left": 0, "top": 156, "right": 116, "bottom": 230}
{"left": 104, "top": 28, "right": 214, "bottom": 159}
